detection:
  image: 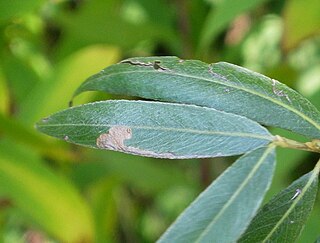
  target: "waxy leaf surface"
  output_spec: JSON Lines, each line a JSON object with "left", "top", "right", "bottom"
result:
{"left": 73, "top": 56, "right": 320, "bottom": 139}
{"left": 36, "top": 100, "right": 272, "bottom": 159}
{"left": 239, "top": 164, "right": 320, "bottom": 243}
{"left": 158, "top": 146, "right": 276, "bottom": 243}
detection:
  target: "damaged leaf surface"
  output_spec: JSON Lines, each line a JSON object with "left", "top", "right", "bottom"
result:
{"left": 36, "top": 100, "right": 272, "bottom": 159}
{"left": 158, "top": 146, "right": 276, "bottom": 242}
{"left": 73, "top": 56, "right": 320, "bottom": 139}
{"left": 239, "top": 164, "right": 320, "bottom": 243}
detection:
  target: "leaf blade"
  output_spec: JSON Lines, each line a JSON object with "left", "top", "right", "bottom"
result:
{"left": 36, "top": 100, "right": 272, "bottom": 159}
{"left": 0, "top": 150, "right": 95, "bottom": 242}
{"left": 158, "top": 146, "right": 276, "bottom": 243}
{"left": 198, "top": 0, "right": 268, "bottom": 53}
{"left": 73, "top": 56, "right": 320, "bottom": 139}
{"left": 239, "top": 163, "right": 320, "bottom": 243}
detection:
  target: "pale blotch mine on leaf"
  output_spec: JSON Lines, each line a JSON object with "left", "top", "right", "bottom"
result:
{"left": 96, "top": 126, "right": 132, "bottom": 151}
{"left": 96, "top": 126, "right": 175, "bottom": 158}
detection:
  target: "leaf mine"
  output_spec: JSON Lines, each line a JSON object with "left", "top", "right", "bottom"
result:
{"left": 96, "top": 125, "right": 175, "bottom": 158}
{"left": 271, "top": 79, "right": 291, "bottom": 103}
{"left": 73, "top": 56, "right": 320, "bottom": 138}
{"left": 36, "top": 100, "right": 272, "bottom": 159}
{"left": 96, "top": 126, "right": 132, "bottom": 150}
{"left": 120, "top": 59, "right": 170, "bottom": 71}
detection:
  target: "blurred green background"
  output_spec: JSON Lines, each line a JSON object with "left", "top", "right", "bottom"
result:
{"left": 0, "top": 0, "right": 320, "bottom": 242}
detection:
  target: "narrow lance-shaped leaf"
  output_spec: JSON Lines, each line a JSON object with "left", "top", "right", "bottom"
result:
{"left": 73, "top": 56, "right": 320, "bottom": 139}
{"left": 239, "top": 161, "right": 320, "bottom": 243}
{"left": 158, "top": 145, "right": 276, "bottom": 243}
{"left": 0, "top": 151, "right": 95, "bottom": 243}
{"left": 36, "top": 100, "right": 272, "bottom": 159}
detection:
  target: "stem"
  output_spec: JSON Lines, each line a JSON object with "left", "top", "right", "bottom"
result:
{"left": 200, "top": 158, "right": 211, "bottom": 188}
{"left": 273, "top": 135, "right": 320, "bottom": 153}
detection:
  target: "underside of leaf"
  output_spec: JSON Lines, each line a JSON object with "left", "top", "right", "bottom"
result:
{"left": 36, "top": 100, "right": 272, "bottom": 159}
{"left": 73, "top": 56, "right": 320, "bottom": 139}
{"left": 239, "top": 163, "right": 320, "bottom": 242}
{"left": 158, "top": 146, "right": 276, "bottom": 242}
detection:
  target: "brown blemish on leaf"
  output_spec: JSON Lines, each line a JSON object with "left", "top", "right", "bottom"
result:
{"left": 120, "top": 60, "right": 153, "bottom": 67}
{"left": 153, "top": 60, "right": 169, "bottom": 71}
{"left": 120, "top": 60, "right": 170, "bottom": 72}
{"left": 96, "top": 126, "right": 175, "bottom": 158}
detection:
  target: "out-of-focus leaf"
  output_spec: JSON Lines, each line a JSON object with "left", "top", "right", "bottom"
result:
{"left": 70, "top": 150, "right": 193, "bottom": 193}
{"left": 198, "top": 0, "right": 269, "bottom": 53}
{"left": 158, "top": 146, "right": 276, "bottom": 243}
{"left": 0, "top": 113, "right": 74, "bottom": 161}
{"left": 36, "top": 100, "right": 272, "bottom": 159}
{"left": 301, "top": 206, "right": 320, "bottom": 243}
{"left": 282, "top": 0, "right": 320, "bottom": 51}
{"left": 73, "top": 56, "right": 320, "bottom": 139}
{"left": 3, "top": 56, "right": 40, "bottom": 106}
{"left": 19, "top": 44, "right": 120, "bottom": 125}
{"left": 53, "top": 0, "right": 176, "bottom": 60}
{"left": 242, "top": 15, "right": 282, "bottom": 72}
{"left": 87, "top": 177, "right": 118, "bottom": 243}
{"left": 0, "top": 0, "right": 44, "bottom": 23}
{"left": 135, "top": 0, "right": 174, "bottom": 27}
{"left": 0, "top": 67, "right": 9, "bottom": 114}
{"left": 314, "top": 236, "right": 320, "bottom": 243}
{"left": 239, "top": 163, "right": 320, "bottom": 242}
{"left": 0, "top": 151, "right": 95, "bottom": 243}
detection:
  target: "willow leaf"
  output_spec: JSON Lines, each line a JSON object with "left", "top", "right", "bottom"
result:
{"left": 239, "top": 162, "right": 320, "bottom": 242}
{"left": 73, "top": 56, "right": 320, "bottom": 139}
{"left": 158, "top": 146, "right": 276, "bottom": 243}
{"left": 36, "top": 100, "right": 272, "bottom": 159}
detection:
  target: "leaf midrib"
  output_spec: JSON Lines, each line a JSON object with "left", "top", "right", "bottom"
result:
{"left": 91, "top": 69, "right": 320, "bottom": 132}
{"left": 261, "top": 164, "right": 320, "bottom": 242}
{"left": 195, "top": 145, "right": 275, "bottom": 242}
{"left": 37, "top": 123, "right": 272, "bottom": 140}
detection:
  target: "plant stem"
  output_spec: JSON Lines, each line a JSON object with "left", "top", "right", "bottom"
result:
{"left": 273, "top": 135, "right": 320, "bottom": 153}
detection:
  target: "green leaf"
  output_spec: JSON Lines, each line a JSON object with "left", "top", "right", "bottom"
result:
{"left": 158, "top": 146, "right": 276, "bottom": 243}
{"left": 0, "top": 151, "right": 95, "bottom": 242}
{"left": 54, "top": 0, "right": 176, "bottom": 60}
{"left": 0, "top": 112, "right": 74, "bottom": 161}
{"left": 198, "top": 0, "right": 269, "bottom": 53}
{"left": 239, "top": 163, "right": 320, "bottom": 242}
{"left": 282, "top": 0, "right": 320, "bottom": 51}
{"left": 71, "top": 150, "right": 193, "bottom": 193}
{"left": 0, "top": 0, "right": 44, "bottom": 23}
{"left": 314, "top": 236, "right": 320, "bottom": 243}
{"left": 73, "top": 56, "right": 320, "bottom": 139}
{"left": 36, "top": 100, "right": 272, "bottom": 159}
{"left": 0, "top": 67, "right": 9, "bottom": 114}
{"left": 19, "top": 44, "right": 120, "bottom": 125}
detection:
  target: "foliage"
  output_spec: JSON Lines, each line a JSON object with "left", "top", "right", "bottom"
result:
{"left": 37, "top": 56, "right": 320, "bottom": 242}
{"left": 1, "top": 0, "right": 320, "bottom": 242}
